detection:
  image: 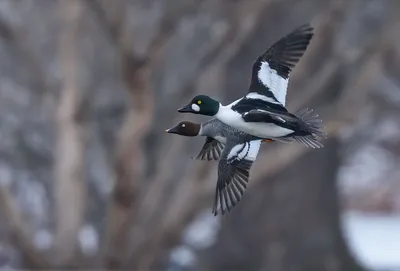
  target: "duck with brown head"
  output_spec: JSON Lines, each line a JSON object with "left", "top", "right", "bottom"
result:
{"left": 165, "top": 118, "right": 273, "bottom": 216}
{"left": 165, "top": 121, "right": 201, "bottom": 137}
{"left": 167, "top": 24, "right": 327, "bottom": 216}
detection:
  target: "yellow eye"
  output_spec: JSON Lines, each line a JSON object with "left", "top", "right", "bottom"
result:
{"left": 197, "top": 100, "right": 202, "bottom": 105}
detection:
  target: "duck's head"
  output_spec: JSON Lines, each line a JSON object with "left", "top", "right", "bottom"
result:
{"left": 178, "top": 95, "right": 219, "bottom": 116}
{"left": 165, "top": 121, "right": 200, "bottom": 137}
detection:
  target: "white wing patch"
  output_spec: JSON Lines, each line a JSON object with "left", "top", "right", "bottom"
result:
{"left": 227, "top": 144, "right": 247, "bottom": 161}
{"left": 246, "top": 140, "right": 261, "bottom": 161}
{"left": 258, "top": 61, "right": 289, "bottom": 105}
{"left": 227, "top": 140, "right": 261, "bottom": 162}
{"left": 245, "top": 92, "right": 282, "bottom": 105}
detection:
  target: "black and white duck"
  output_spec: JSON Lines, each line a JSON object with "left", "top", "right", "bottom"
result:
{"left": 177, "top": 24, "right": 326, "bottom": 148}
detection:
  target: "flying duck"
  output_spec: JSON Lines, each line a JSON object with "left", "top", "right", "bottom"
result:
{"left": 165, "top": 118, "right": 271, "bottom": 215}
{"left": 177, "top": 24, "right": 326, "bottom": 147}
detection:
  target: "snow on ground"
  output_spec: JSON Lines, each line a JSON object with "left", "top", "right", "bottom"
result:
{"left": 341, "top": 211, "right": 400, "bottom": 271}
{"left": 170, "top": 210, "right": 400, "bottom": 271}
{"left": 169, "top": 210, "right": 220, "bottom": 270}
{"left": 338, "top": 143, "right": 396, "bottom": 193}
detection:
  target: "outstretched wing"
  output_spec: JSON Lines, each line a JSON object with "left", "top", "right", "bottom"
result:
{"left": 194, "top": 137, "right": 225, "bottom": 161}
{"left": 212, "top": 140, "right": 262, "bottom": 216}
{"left": 248, "top": 24, "right": 314, "bottom": 105}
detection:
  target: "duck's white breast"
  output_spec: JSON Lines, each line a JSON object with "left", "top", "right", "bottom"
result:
{"left": 216, "top": 107, "right": 293, "bottom": 138}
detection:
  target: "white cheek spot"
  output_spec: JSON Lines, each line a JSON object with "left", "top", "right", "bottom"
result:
{"left": 182, "top": 124, "right": 186, "bottom": 127}
{"left": 191, "top": 104, "right": 200, "bottom": 112}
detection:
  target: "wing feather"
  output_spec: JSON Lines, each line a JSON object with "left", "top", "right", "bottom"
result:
{"left": 248, "top": 24, "right": 314, "bottom": 105}
{"left": 212, "top": 140, "right": 261, "bottom": 216}
{"left": 195, "top": 137, "right": 225, "bottom": 161}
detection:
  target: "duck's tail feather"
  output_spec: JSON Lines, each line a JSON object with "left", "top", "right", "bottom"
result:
{"left": 294, "top": 108, "right": 323, "bottom": 132}
{"left": 294, "top": 108, "right": 326, "bottom": 137}
{"left": 269, "top": 108, "right": 326, "bottom": 148}
{"left": 292, "top": 108, "right": 326, "bottom": 148}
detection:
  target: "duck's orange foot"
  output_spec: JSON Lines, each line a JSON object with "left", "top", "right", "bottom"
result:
{"left": 262, "top": 139, "right": 273, "bottom": 143}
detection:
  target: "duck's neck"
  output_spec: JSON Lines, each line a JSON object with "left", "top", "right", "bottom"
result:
{"left": 199, "top": 120, "right": 215, "bottom": 137}
{"left": 198, "top": 123, "right": 205, "bottom": 136}
{"left": 215, "top": 103, "right": 232, "bottom": 119}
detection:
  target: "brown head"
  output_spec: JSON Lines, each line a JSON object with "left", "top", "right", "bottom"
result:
{"left": 165, "top": 121, "right": 201, "bottom": 137}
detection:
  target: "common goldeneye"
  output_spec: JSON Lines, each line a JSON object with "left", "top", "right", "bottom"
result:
{"left": 177, "top": 24, "right": 326, "bottom": 147}
{"left": 165, "top": 118, "right": 272, "bottom": 215}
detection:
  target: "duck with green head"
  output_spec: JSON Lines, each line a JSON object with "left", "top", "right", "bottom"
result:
{"left": 177, "top": 24, "right": 326, "bottom": 148}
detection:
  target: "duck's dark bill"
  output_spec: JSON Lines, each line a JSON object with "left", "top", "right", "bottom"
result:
{"left": 165, "top": 126, "right": 178, "bottom": 134}
{"left": 178, "top": 104, "right": 193, "bottom": 113}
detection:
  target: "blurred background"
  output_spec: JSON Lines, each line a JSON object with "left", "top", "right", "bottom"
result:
{"left": 0, "top": 0, "right": 399, "bottom": 270}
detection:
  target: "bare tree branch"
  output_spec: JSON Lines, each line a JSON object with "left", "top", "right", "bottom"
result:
{"left": 0, "top": 12, "right": 50, "bottom": 97}
{"left": 52, "top": 0, "right": 86, "bottom": 267}
{"left": 84, "top": 0, "right": 124, "bottom": 47}
{"left": 125, "top": 1, "right": 277, "bottom": 269}
{"left": 93, "top": 2, "right": 153, "bottom": 268}
{"left": 0, "top": 184, "right": 51, "bottom": 268}
{"left": 88, "top": 0, "right": 217, "bottom": 268}
{"left": 142, "top": 0, "right": 273, "bottom": 224}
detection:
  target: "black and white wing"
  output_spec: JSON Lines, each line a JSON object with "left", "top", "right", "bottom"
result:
{"left": 242, "top": 108, "right": 298, "bottom": 123}
{"left": 242, "top": 108, "right": 326, "bottom": 148}
{"left": 212, "top": 140, "right": 262, "bottom": 216}
{"left": 194, "top": 137, "right": 225, "bottom": 161}
{"left": 248, "top": 24, "right": 314, "bottom": 106}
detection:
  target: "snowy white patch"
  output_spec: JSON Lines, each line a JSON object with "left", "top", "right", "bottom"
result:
{"left": 373, "top": 117, "right": 400, "bottom": 142}
{"left": 183, "top": 210, "right": 220, "bottom": 249}
{"left": 191, "top": 104, "right": 200, "bottom": 112}
{"left": 342, "top": 211, "right": 400, "bottom": 270}
{"left": 79, "top": 225, "right": 98, "bottom": 256}
{"left": 338, "top": 144, "right": 395, "bottom": 194}
{"left": 34, "top": 230, "right": 52, "bottom": 250}
{"left": 246, "top": 92, "right": 282, "bottom": 105}
{"left": 170, "top": 246, "right": 196, "bottom": 267}
{"left": 258, "top": 61, "right": 288, "bottom": 105}
{"left": 16, "top": 174, "right": 48, "bottom": 224}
